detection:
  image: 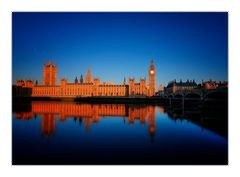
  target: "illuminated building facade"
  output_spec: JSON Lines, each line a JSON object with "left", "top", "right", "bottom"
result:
{"left": 202, "top": 80, "right": 228, "bottom": 90}
{"left": 165, "top": 79, "right": 198, "bottom": 94}
{"left": 15, "top": 59, "right": 156, "bottom": 97}
{"left": 43, "top": 59, "right": 57, "bottom": 86}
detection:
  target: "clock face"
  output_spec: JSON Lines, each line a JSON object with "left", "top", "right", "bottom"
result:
{"left": 150, "top": 70, "right": 154, "bottom": 75}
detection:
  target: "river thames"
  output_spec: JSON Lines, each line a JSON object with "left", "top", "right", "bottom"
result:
{"left": 12, "top": 101, "right": 227, "bottom": 165}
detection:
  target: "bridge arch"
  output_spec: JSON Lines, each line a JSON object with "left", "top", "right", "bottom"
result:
{"left": 185, "top": 92, "right": 201, "bottom": 99}
{"left": 174, "top": 94, "right": 183, "bottom": 98}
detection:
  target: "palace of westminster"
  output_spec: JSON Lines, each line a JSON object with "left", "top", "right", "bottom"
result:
{"left": 15, "top": 59, "right": 156, "bottom": 97}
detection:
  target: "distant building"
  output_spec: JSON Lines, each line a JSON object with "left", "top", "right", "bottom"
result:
{"left": 16, "top": 80, "right": 34, "bottom": 87}
{"left": 14, "top": 59, "right": 156, "bottom": 97}
{"left": 13, "top": 80, "right": 34, "bottom": 97}
{"left": 218, "top": 81, "right": 228, "bottom": 88}
{"left": 202, "top": 80, "right": 228, "bottom": 90}
{"left": 156, "top": 85, "right": 164, "bottom": 96}
{"left": 165, "top": 79, "right": 198, "bottom": 94}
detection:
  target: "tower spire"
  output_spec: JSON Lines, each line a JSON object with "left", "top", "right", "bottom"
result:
{"left": 86, "top": 66, "right": 92, "bottom": 83}
{"left": 150, "top": 59, "right": 154, "bottom": 66}
{"left": 75, "top": 76, "right": 78, "bottom": 84}
{"left": 80, "top": 74, "right": 83, "bottom": 84}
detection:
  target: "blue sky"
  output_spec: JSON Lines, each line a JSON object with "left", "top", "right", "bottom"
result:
{"left": 12, "top": 12, "right": 228, "bottom": 86}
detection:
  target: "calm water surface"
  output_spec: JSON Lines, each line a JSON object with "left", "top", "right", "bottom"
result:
{"left": 12, "top": 101, "right": 227, "bottom": 165}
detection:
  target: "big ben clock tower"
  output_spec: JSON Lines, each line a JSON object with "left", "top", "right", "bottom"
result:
{"left": 149, "top": 60, "right": 155, "bottom": 96}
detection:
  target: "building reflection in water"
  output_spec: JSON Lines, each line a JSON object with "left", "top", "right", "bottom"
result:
{"left": 14, "top": 102, "right": 160, "bottom": 139}
{"left": 41, "top": 114, "right": 56, "bottom": 136}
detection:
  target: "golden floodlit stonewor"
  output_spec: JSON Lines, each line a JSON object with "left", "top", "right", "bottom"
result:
{"left": 15, "top": 59, "right": 156, "bottom": 97}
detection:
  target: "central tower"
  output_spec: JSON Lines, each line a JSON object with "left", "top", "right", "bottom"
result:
{"left": 148, "top": 60, "right": 155, "bottom": 96}
{"left": 43, "top": 59, "right": 57, "bottom": 86}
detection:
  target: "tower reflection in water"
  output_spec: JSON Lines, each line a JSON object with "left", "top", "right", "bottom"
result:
{"left": 15, "top": 102, "right": 158, "bottom": 138}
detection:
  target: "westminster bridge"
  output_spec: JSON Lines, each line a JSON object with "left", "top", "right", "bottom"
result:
{"left": 164, "top": 87, "right": 228, "bottom": 101}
